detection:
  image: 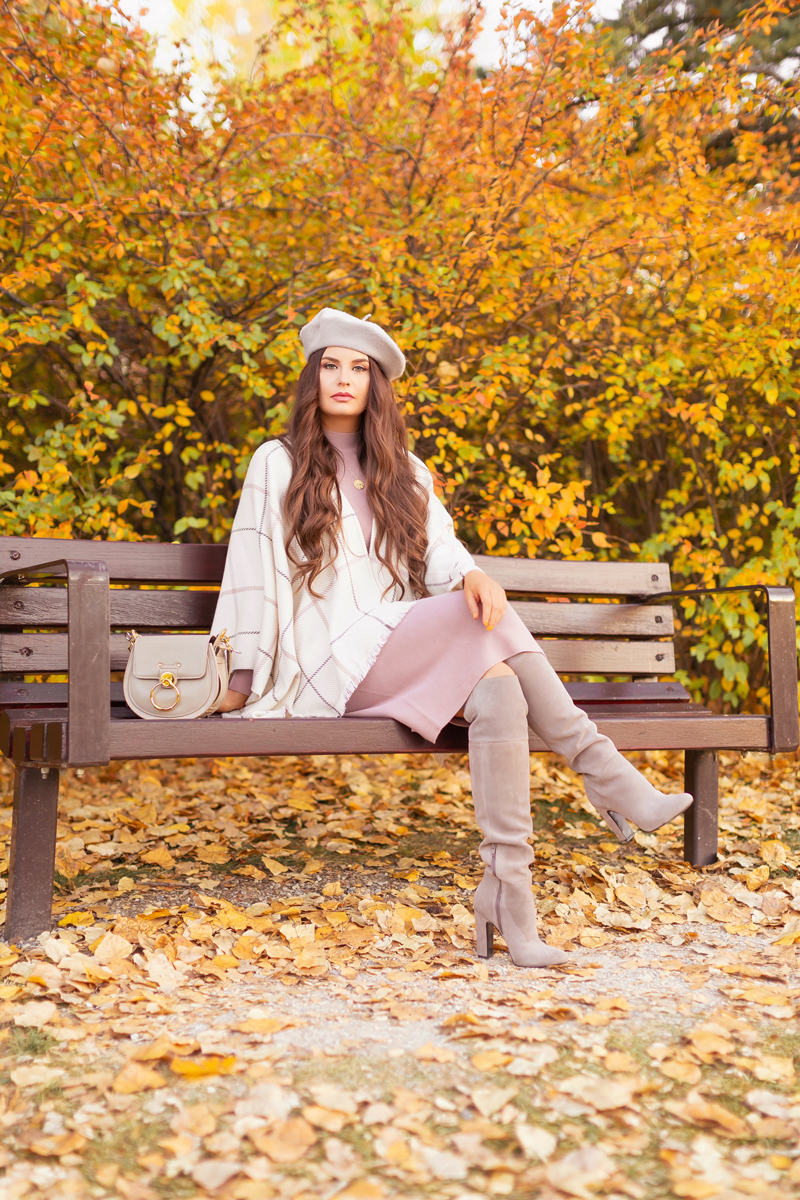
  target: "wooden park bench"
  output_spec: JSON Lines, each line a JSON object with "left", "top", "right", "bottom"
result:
{"left": 0, "top": 536, "right": 797, "bottom": 942}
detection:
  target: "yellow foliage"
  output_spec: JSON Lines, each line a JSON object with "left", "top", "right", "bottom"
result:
{"left": 0, "top": 0, "right": 798, "bottom": 708}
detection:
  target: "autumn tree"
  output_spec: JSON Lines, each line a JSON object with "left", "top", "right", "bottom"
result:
{"left": 605, "top": 0, "right": 800, "bottom": 74}
{"left": 1, "top": 0, "right": 799, "bottom": 708}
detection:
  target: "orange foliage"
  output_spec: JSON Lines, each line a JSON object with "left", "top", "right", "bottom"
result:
{"left": 1, "top": 0, "right": 799, "bottom": 706}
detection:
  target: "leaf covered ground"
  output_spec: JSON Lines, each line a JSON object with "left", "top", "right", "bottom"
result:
{"left": 0, "top": 748, "right": 798, "bottom": 1200}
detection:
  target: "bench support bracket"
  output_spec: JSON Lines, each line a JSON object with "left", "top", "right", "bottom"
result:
{"left": 5, "top": 766, "right": 60, "bottom": 942}
{"left": 684, "top": 749, "right": 719, "bottom": 866}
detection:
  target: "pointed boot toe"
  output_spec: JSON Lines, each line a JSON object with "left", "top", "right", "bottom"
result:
{"left": 474, "top": 870, "right": 570, "bottom": 968}
{"left": 634, "top": 790, "right": 694, "bottom": 833}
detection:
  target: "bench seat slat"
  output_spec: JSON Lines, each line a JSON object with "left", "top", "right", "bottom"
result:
{"left": 0, "top": 632, "right": 676, "bottom": 676}
{"left": 103, "top": 712, "right": 768, "bottom": 758}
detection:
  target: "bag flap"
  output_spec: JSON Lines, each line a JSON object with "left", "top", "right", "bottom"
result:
{"left": 131, "top": 635, "right": 211, "bottom": 681}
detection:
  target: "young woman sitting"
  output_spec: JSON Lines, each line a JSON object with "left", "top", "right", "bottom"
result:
{"left": 211, "top": 308, "right": 692, "bottom": 967}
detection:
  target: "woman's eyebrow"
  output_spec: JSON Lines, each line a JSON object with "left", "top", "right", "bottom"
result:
{"left": 322, "top": 355, "right": 369, "bottom": 365}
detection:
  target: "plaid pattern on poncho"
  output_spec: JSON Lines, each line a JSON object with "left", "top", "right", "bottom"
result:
{"left": 211, "top": 439, "right": 477, "bottom": 719}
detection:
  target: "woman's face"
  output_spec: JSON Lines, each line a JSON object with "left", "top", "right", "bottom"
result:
{"left": 318, "top": 346, "right": 370, "bottom": 432}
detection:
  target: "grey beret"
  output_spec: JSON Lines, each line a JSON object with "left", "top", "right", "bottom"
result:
{"left": 299, "top": 307, "right": 406, "bottom": 381}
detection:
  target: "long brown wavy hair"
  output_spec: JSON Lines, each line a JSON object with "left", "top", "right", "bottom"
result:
{"left": 281, "top": 348, "right": 430, "bottom": 599}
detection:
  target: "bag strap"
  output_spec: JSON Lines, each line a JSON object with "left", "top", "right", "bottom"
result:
{"left": 204, "top": 629, "right": 234, "bottom": 716}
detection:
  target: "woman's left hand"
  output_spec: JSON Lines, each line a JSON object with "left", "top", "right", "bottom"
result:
{"left": 463, "top": 569, "right": 508, "bottom": 631}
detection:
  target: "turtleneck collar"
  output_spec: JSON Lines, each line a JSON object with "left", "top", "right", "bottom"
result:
{"left": 324, "top": 427, "right": 361, "bottom": 447}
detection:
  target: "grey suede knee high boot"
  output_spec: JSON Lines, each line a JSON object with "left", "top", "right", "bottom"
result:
{"left": 464, "top": 674, "right": 568, "bottom": 968}
{"left": 507, "top": 652, "right": 692, "bottom": 842}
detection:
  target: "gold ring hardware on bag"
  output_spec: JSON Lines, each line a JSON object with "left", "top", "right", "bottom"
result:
{"left": 150, "top": 670, "right": 180, "bottom": 712}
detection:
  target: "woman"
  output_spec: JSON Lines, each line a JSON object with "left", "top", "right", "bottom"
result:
{"left": 211, "top": 307, "right": 692, "bottom": 968}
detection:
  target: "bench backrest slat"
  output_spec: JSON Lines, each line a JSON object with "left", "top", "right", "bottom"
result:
{"left": 0, "top": 586, "right": 218, "bottom": 629}
{"left": 2, "top": 539, "right": 671, "bottom": 596}
{"left": 1, "top": 538, "right": 676, "bottom": 682}
{"left": 1, "top": 538, "right": 227, "bottom": 583}
{"left": 514, "top": 601, "right": 674, "bottom": 638}
{"left": 0, "top": 631, "right": 675, "bottom": 677}
{"left": 544, "top": 640, "right": 675, "bottom": 674}
{"left": 0, "top": 588, "right": 674, "bottom": 639}
{"left": 472, "top": 554, "right": 670, "bottom": 596}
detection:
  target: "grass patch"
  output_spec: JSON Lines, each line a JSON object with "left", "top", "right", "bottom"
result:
{"left": 7, "top": 1027, "right": 57, "bottom": 1057}
{"left": 82, "top": 1114, "right": 170, "bottom": 1186}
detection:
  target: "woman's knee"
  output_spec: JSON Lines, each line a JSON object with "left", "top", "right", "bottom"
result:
{"left": 481, "top": 661, "right": 515, "bottom": 680}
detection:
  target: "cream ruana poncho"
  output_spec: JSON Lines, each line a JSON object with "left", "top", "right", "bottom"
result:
{"left": 210, "top": 439, "right": 477, "bottom": 718}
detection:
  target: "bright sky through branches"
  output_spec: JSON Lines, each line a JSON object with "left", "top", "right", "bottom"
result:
{"left": 126, "top": 0, "right": 622, "bottom": 72}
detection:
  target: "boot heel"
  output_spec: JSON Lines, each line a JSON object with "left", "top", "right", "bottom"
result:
{"left": 475, "top": 914, "right": 495, "bottom": 959}
{"left": 600, "top": 809, "right": 633, "bottom": 842}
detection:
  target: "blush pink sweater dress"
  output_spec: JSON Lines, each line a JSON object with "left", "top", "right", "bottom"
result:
{"left": 229, "top": 430, "right": 542, "bottom": 742}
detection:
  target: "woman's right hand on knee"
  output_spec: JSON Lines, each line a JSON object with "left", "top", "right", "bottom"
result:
{"left": 464, "top": 569, "right": 507, "bottom": 631}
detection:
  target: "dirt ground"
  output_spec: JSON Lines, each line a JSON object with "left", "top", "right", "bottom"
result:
{"left": 0, "top": 747, "right": 798, "bottom": 1200}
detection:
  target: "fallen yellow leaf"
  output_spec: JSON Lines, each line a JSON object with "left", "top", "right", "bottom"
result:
{"left": 10, "top": 1065, "right": 63, "bottom": 1088}
{"left": 58, "top": 911, "right": 94, "bottom": 927}
{"left": 158, "top": 1134, "right": 195, "bottom": 1157}
{"left": 414, "top": 1042, "right": 456, "bottom": 1063}
{"left": 234, "top": 1017, "right": 301, "bottom": 1035}
{"left": 731, "top": 987, "right": 792, "bottom": 1006}
{"left": 233, "top": 865, "right": 267, "bottom": 879}
{"left": 112, "top": 1061, "right": 167, "bottom": 1094}
{"left": 664, "top": 1097, "right": 750, "bottom": 1138}
{"left": 131, "top": 1035, "right": 199, "bottom": 1061}
{"left": 261, "top": 856, "right": 289, "bottom": 875}
{"left": 752, "top": 1055, "right": 795, "bottom": 1082}
{"left": 302, "top": 1104, "right": 348, "bottom": 1132}
{"left": 471, "top": 1085, "right": 518, "bottom": 1117}
{"left": 604, "top": 1051, "right": 640, "bottom": 1073}
{"left": 169, "top": 1055, "right": 237, "bottom": 1077}
{"left": 29, "top": 1132, "right": 87, "bottom": 1157}
{"left": 170, "top": 1104, "right": 217, "bottom": 1136}
{"left": 195, "top": 844, "right": 230, "bottom": 864}
{"left": 333, "top": 1183, "right": 384, "bottom": 1200}
{"left": 672, "top": 1182, "right": 722, "bottom": 1199}
{"left": 13, "top": 1001, "right": 57, "bottom": 1028}
{"left": 760, "top": 840, "right": 788, "bottom": 865}
{"left": 471, "top": 1049, "right": 512, "bottom": 1071}
{"left": 141, "top": 847, "right": 176, "bottom": 868}
{"left": 687, "top": 1028, "right": 735, "bottom": 1058}
{"left": 249, "top": 1116, "right": 317, "bottom": 1162}
{"left": 288, "top": 794, "right": 315, "bottom": 811}
{"left": 212, "top": 954, "right": 239, "bottom": 970}
{"left": 659, "top": 1059, "right": 703, "bottom": 1085}
{"left": 745, "top": 864, "right": 770, "bottom": 890}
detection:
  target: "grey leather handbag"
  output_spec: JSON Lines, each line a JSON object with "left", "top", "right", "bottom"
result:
{"left": 123, "top": 630, "right": 233, "bottom": 720}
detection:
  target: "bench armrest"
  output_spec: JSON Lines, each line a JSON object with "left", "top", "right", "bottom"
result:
{"left": 0, "top": 559, "right": 110, "bottom": 765}
{"left": 642, "top": 583, "right": 799, "bottom": 754}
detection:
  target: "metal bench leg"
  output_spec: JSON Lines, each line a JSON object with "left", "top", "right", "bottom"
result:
{"left": 683, "top": 750, "right": 719, "bottom": 867}
{"left": 5, "top": 766, "right": 60, "bottom": 942}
